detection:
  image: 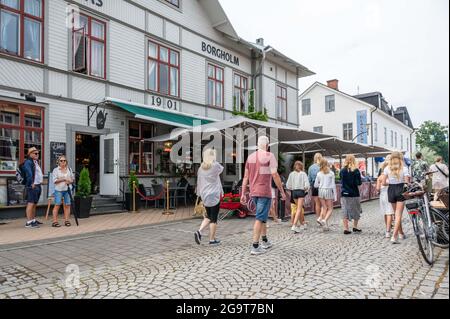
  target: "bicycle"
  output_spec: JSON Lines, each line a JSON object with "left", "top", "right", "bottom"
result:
{"left": 403, "top": 179, "right": 449, "bottom": 265}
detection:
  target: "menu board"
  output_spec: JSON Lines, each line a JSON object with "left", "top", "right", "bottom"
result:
{"left": 50, "top": 142, "right": 66, "bottom": 170}
{"left": 6, "top": 178, "right": 27, "bottom": 206}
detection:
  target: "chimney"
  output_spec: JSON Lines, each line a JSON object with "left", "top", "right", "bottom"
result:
{"left": 256, "top": 38, "right": 264, "bottom": 46}
{"left": 327, "top": 79, "right": 339, "bottom": 91}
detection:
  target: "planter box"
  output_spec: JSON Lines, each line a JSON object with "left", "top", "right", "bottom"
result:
{"left": 125, "top": 192, "right": 141, "bottom": 211}
{"left": 74, "top": 196, "right": 93, "bottom": 219}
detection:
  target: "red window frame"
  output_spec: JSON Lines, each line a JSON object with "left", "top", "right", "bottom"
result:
{"left": 128, "top": 121, "right": 154, "bottom": 175}
{"left": 233, "top": 73, "right": 248, "bottom": 111}
{"left": 148, "top": 40, "right": 180, "bottom": 98}
{"left": 207, "top": 64, "right": 224, "bottom": 108}
{"left": 72, "top": 12, "right": 107, "bottom": 79}
{"left": 276, "top": 85, "right": 287, "bottom": 121}
{"left": 0, "top": 101, "right": 45, "bottom": 174}
{"left": 0, "top": 0, "right": 45, "bottom": 63}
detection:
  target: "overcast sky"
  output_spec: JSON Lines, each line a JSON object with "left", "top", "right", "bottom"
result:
{"left": 219, "top": 0, "right": 449, "bottom": 127}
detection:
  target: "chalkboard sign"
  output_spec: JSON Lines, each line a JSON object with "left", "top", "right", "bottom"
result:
{"left": 7, "top": 178, "right": 27, "bottom": 206}
{"left": 50, "top": 142, "right": 66, "bottom": 170}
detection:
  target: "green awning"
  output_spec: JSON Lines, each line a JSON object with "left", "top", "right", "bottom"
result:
{"left": 110, "top": 100, "right": 213, "bottom": 128}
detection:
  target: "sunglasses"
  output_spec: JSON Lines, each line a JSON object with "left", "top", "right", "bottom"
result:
{"left": 60, "top": 160, "right": 67, "bottom": 162}
{"left": 32, "top": 152, "right": 39, "bottom": 155}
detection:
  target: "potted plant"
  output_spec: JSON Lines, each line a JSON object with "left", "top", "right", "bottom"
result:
{"left": 125, "top": 171, "right": 141, "bottom": 211}
{"left": 75, "top": 168, "right": 93, "bottom": 219}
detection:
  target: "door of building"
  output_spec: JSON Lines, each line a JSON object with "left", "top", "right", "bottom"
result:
{"left": 100, "top": 133, "right": 120, "bottom": 196}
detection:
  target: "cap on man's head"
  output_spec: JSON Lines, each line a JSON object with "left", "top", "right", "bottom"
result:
{"left": 27, "top": 147, "right": 39, "bottom": 156}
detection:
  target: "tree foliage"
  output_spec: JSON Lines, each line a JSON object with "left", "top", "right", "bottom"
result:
{"left": 416, "top": 121, "right": 449, "bottom": 163}
{"left": 76, "top": 168, "right": 92, "bottom": 198}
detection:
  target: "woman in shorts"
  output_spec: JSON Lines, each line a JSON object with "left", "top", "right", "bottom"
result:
{"left": 287, "top": 161, "right": 310, "bottom": 233}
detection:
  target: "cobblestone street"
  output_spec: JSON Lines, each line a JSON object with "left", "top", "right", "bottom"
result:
{"left": 0, "top": 201, "right": 448, "bottom": 299}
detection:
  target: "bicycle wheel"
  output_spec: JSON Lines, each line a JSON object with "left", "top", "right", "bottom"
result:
{"left": 413, "top": 213, "right": 434, "bottom": 265}
{"left": 430, "top": 208, "right": 449, "bottom": 248}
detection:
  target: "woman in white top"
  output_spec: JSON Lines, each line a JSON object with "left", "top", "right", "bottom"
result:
{"left": 381, "top": 152, "right": 411, "bottom": 244}
{"left": 430, "top": 156, "right": 449, "bottom": 196}
{"left": 376, "top": 156, "right": 394, "bottom": 238}
{"left": 286, "top": 161, "right": 310, "bottom": 233}
{"left": 194, "top": 149, "right": 224, "bottom": 246}
{"left": 314, "top": 158, "right": 337, "bottom": 230}
{"left": 51, "top": 155, "right": 74, "bottom": 228}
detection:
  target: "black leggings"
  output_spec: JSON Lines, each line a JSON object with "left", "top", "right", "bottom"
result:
{"left": 206, "top": 203, "right": 220, "bottom": 224}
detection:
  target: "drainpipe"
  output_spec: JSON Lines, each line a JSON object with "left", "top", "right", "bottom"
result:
{"left": 370, "top": 107, "right": 377, "bottom": 177}
{"left": 253, "top": 46, "right": 273, "bottom": 112}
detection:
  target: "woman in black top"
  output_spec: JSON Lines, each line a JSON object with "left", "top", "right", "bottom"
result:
{"left": 340, "top": 155, "right": 363, "bottom": 235}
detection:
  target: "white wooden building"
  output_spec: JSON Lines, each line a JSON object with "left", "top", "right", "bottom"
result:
{"left": 0, "top": 0, "right": 314, "bottom": 206}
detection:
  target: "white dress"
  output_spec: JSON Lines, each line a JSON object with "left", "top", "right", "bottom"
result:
{"left": 379, "top": 186, "right": 393, "bottom": 215}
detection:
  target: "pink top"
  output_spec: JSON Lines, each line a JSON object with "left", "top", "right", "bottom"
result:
{"left": 245, "top": 150, "right": 278, "bottom": 198}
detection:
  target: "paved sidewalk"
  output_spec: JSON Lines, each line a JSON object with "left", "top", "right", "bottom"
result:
{"left": 0, "top": 206, "right": 196, "bottom": 246}
{"left": 0, "top": 200, "right": 448, "bottom": 299}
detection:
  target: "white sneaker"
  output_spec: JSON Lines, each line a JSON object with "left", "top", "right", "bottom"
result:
{"left": 261, "top": 241, "right": 273, "bottom": 249}
{"left": 251, "top": 246, "right": 267, "bottom": 255}
{"left": 399, "top": 234, "right": 407, "bottom": 240}
{"left": 301, "top": 224, "right": 308, "bottom": 231}
{"left": 291, "top": 225, "right": 296, "bottom": 231}
{"left": 316, "top": 219, "right": 323, "bottom": 226}
{"left": 294, "top": 227, "right": 302, "bottom": 234}
{"left": 385, "top": 232, "right": 391, "bottom": 239}
{"left": 391, "top": 236, "right": 400, "bottom": 244}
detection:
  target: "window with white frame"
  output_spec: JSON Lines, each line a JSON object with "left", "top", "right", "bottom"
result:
{"left": 72, "top": 13, "right": 106, "bottom": 78}
{"left": 276, "top": 85, "right": 287, "bottom": 121}
{"left": 343, "top": 123, "right": 353, "bottom": 141}
{"left": 207, "top": 64, "right": 224, "bottom": 108}
{"left": 302, "top": 99, "right": 311, "bottom": 116}
{"left": 374, "top": 123, "right": 378, "bottom": 142}
{"left": 148, "top": 40, "right": 180, "bottom": 97}
{"left": 390, "top": 130, "right": 394, "bottom": 147}
{"left": 325, "top": 95, "right": 335, "bottom": 112}
{"left": 0, "top": 0, "right": 44, "bottom": 62}
{"left": 233, "top": 73, "right": 248, "bottom": 112}
{"left": 164, "top": 0, "right": 179, "bottom": 8}
{"left": 313, "top": 126, "right": 323, "bottom": 134}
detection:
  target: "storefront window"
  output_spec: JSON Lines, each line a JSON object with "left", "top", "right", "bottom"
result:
{"left": 0, "top": 0, "right": 44, "bottom": 62}
{"left": 128, "top": 121, "right": 154, "bottom": 175}
{"left": 0, "top": 101, "right": 44, "bottom": 172}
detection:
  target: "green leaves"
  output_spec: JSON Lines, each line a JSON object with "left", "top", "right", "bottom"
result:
{"left": 76, "top": 168, "right": 92, "bottom": 198}
{"left": 416, "top": 121, "right": 449, "bottom": 163}
{"left": 128, "top": 170, "right": 140, "bottom": 192}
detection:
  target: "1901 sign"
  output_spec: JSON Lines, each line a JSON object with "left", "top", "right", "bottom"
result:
{"left": 149, "top": 95, "right": 179, "bottom": 111}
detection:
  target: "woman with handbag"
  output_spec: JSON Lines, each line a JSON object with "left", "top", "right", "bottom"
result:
{"left": 194, "top": 149, "right": 224, "bottom": 246}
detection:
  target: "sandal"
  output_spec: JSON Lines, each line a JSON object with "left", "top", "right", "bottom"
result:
{"left": 64, "top": 221, "right": 72, "bottom": 227}
{"left": 52, "top": 222, "right": 61, "bottom": 228}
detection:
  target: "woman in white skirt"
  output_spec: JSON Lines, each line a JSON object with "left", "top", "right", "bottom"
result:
{"left": 376, "top": 156, "right": 394, "bottom": 238}
{"left": 314, "top": 158, "right": 337, "bottom": 230}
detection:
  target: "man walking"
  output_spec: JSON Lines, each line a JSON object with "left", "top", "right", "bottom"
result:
{"left": 24, "top": 147, "right": 44, "bottom": 228}
{"left": 241, "top": 136, "right": 286, "bottom": 255}
{"left": 411, "top": 152, "right": 429, "bottom": 183}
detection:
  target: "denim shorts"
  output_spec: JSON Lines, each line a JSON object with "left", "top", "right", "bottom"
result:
{"left": 54, "top": 190, "right": 71, "bottom": 206}
{"left": 26, "top": 185, "right": 41, "bottom": 204}
{"left": 253, "top": 197, "right": 272, "bottom": 223}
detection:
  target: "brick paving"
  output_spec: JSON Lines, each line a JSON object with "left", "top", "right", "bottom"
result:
{"left": 0, "top": 200, "right": 448, "bottom": 299}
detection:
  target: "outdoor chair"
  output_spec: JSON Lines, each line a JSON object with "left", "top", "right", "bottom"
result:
{"left": 146, "top": 184, "right": 165, "bottom": 209}
{"left": 173, "top": 183, "right": 189, "bottom": 207}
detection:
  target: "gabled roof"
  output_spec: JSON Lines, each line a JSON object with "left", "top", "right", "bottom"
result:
{"left": 199, "top": 0, "right": 239, "bottom": 40}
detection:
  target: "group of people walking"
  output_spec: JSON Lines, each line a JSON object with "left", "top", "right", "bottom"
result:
{"left": 194, "top": 136, "right": 449, "bottom": 255}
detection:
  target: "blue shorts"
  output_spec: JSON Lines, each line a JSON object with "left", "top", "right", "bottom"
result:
{"left": 26, "top": 185, "right": 41, "bottom": 204}
{"left": 253, "top": 197, "right": 272, "bottom": 223}
{"left": 54, "top": 190, "right": 71, "bottom": 206}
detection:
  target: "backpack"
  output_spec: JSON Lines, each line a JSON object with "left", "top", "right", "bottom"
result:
{"left": 16, "top": 162, "right": 26, "bottom": 185}
{"left": 16, "top": 159, "right": 35, "bottom": 185}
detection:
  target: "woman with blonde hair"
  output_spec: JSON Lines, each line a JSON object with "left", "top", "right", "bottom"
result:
{"left": 51, "top": 155, "right": 74, "bottom": 227}
{"left": 340, "top": 155, "right": 363, "bottom": 235}
{"left": 314, "top": 158, "right": 337, "bottom": 230}
{"left": 376, "top": 156, "right": 394, "bottom": 238}
{"left": 308, "top": 153, "right": 323, "bottom": 219}
{"left": 287, "top": 161, "right": 310, "bottom": 233}
{"left": 381, "top": 152, "right": 411, "bottom": 244}
{"left": 194, "top": 148, "right": 224, "bottom": 246}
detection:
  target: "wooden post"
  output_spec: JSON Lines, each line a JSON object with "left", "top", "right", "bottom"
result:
{"left": 132, "top": 181, "right": 137, "bottom": 213}
{"left": 163, "top": 179, "right": 174, "bottom": 215}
